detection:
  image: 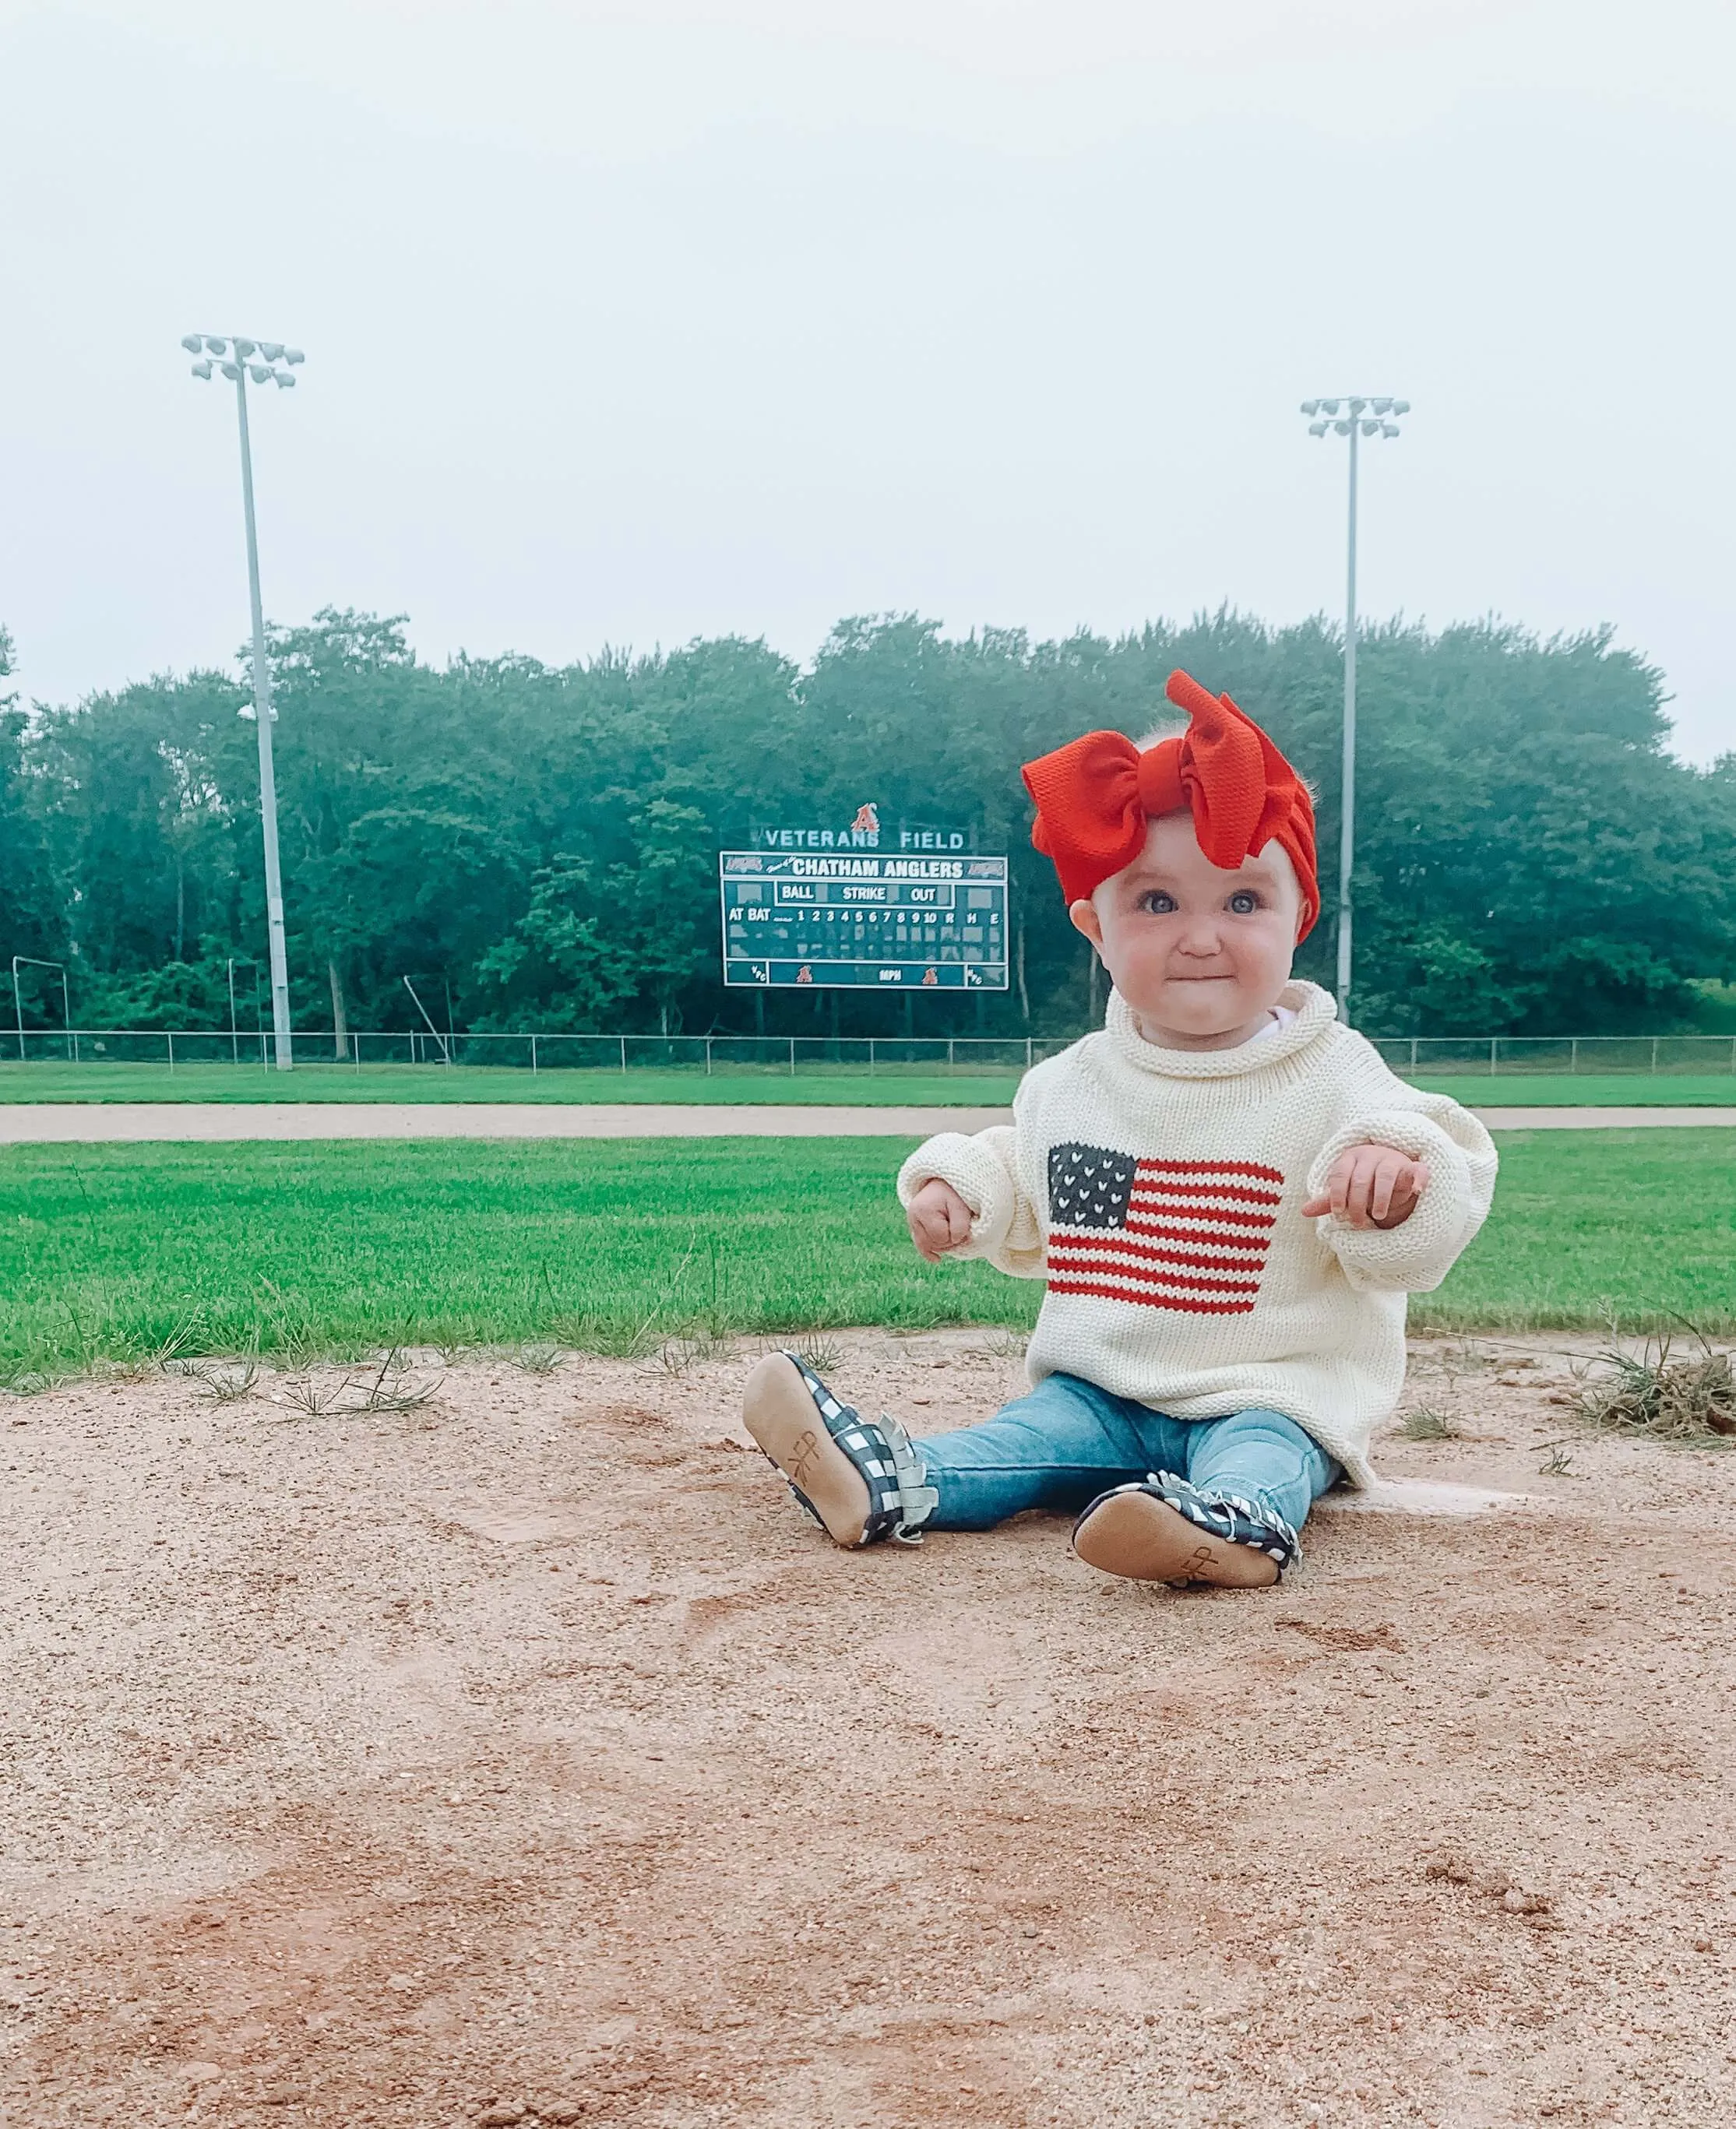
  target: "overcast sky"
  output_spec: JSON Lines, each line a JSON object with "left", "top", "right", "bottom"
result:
{"left": 2, "top": 0, "right": 1731, "bottom": 761}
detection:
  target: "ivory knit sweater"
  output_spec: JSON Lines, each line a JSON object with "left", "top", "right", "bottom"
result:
{"left": 896, "top": 980, "right": 1498, "bottom": 1487}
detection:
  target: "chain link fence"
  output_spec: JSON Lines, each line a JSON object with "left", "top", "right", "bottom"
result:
{"left": 1370, "top": 1035, "right": 1736, "bottom": 1077}
{"left": 5, "top": 1027, "right": 1736, "bottom": 1077}
{"left": 3, "top": 1028, "right": 1076, "bottom": 1076}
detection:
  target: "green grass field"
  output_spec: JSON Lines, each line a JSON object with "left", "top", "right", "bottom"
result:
{"left": 1414, "top": 1075, "right": 1736, "bottom": 1107}
{"left": 3, "top": 1130, "right": 1731, "bottom": 1384}
{"left": 2, "top": 1061, "right": 1734, "bottom": 1107}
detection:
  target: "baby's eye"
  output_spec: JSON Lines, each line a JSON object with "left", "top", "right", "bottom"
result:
{"left": 1228, "top": 890, "right": 1261, "bottom": 914}
{"left": 1139, "top": 891, "right": 1178, "bottom": 915}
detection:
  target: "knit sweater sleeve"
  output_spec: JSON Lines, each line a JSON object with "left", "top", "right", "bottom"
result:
{"left": 894, "top": 1072, "right": 1050, "bottom": 1279}
{"left": 1305, "top": 1057, "right": 1498, "bottom": 1293}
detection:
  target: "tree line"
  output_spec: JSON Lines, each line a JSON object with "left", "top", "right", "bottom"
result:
{"left": 2, "top": 606, "right": 1733, "bottom": 1040}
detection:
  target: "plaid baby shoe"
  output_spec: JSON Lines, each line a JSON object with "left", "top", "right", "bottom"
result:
{"left": 1073, "top": 1469, "right": 1301, "bottom": 1583}
{"left": 749, "top": 1351, "right": 938, "bottom": 1547}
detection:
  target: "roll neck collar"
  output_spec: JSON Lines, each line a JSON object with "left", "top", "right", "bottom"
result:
{"left": 1102, "top": 980, "right": 1338, "bottom": 1078}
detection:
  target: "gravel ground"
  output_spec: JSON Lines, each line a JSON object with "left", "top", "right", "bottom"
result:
{"left": 2, "top": 1330, "right": 1733, "bottom": 2128}
{"left": 0, "top": 1104, "right": 1013, "bottom": 1143}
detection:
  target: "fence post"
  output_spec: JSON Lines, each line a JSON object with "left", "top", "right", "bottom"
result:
{"left": 1570, "top": 1036, "right": 1578, "bottom": 1075}
{"left": 789, "top": 1036, "right": 796, "bottom": 1077}
{"left": 868, "top": 1039, "right": 875, "bottom": 1079}
{"left": 948, "top": 1038, "right": 955, "bottom": 1070}
{"left": 1651, "top": 1036, "right": 1659, "bottom": 1075}
{"left": 1026, "top": 1036, "right": 1033, "bottom": 1068}
{"left": 619, "top": 1035, "right": 627, "bottom": 1074}
{"left": 1489, "top": 1036, "right": 1497, "bottom": 1076}
{"left": 704, "top": 1035, "right": 713, "bottom": 1077}
{"left": 167, "top": 1031, "right": 174, "bottom": 1073}
{"left": 1409, "top": 1036, "right": 1417, "bottom": 1072}
{"left": 530, "top": 1033, "right": 538, "bottom": 1077}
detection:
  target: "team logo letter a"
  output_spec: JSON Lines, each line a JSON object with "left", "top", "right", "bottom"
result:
{"left": 850, "top": 803, "right": 880, "bottom": 834}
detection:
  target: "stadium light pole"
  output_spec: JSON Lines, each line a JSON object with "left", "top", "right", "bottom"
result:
{"left": 183, "top": 332, "right": 305, "bottom": 1070}
{"left": 1300, "top": 394, "right": 1409, "bottom": 1026}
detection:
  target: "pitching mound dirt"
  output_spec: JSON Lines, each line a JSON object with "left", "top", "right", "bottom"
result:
{"left": 3, "top": 1331, "right": 1733, "bottom": 2127}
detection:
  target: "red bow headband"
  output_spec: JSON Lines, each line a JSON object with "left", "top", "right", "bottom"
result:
{"left": 1020, "top": 669, "right": 1319, "bottom": 940}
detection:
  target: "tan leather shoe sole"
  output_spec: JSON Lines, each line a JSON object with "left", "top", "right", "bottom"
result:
{"left": 1072, "top": 1489, "right": 1280, "bottom": 1589}
{"left": 742, "top": 1353, "right": 872, "bottom": 1547}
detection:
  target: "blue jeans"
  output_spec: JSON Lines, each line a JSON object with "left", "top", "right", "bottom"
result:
{"left": 911, "top": 1372, "right": 1340, "bottom": 1534}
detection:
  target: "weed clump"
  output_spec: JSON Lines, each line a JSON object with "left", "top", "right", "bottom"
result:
{"left": 192, "top": 1359, "right": 259, "bottom": 1404}
{"left": 551, "top": 1312, "right": 664, "bottom": 1360}
{"left": 1572, "top": 1325, "right": 1736, "bottom": 1445}
{"left": 2, "top": 1367, "right": 60, "bottom": 1397}
{"left": 1397, "top": 1406, "right": 1458, "bottom": 1441}
{"left": 658, "top": 1332, "right": 736, "bottom": 1377}
{"left": 272, "top": 1349, "right": 443, "bottom": 1420}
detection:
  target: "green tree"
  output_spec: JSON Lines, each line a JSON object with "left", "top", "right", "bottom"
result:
{"left": 474, "top": 856, "right": 636, "bottom": 1029}
{"left": 9, "top": 605, "right": 1733, "bottom": 1040}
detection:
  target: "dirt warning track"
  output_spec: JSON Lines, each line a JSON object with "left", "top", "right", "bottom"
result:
{"left": 2, "top": 1100, "right": 1731, "bottom": 1141}
{"left": 4, "top": 1328, "right": 1734, "bottom": 2126}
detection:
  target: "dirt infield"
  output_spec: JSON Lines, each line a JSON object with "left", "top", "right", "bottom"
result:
{"left": 5, "top": 1332, "right": 1734, "bottom": 2127}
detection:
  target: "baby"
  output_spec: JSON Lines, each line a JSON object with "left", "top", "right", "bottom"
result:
{"left": 743, "top": 670, "right": 1498, "bottom": 1589}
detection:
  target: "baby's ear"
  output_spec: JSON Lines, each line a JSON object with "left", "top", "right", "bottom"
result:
{"left": 1068, "top": 898, "right": 1103, "bottom": 948}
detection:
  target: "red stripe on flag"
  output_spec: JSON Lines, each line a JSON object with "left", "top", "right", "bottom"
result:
{"left": 1044, "top": 1279, "right": 1258, "bottom": 1314}
{"left": 1129, "top": 1177, "right": 1281, "bottom": 1207}
{"left": 1136, "top": 1158, "right": 1284, "bottom": 1184}
{"left": 1125, "top": 1205, "right": 1274, "bottom": 1233}
{"left": 1096, "top": 1219, "right": 1270, "bottom": 1254}
{"left": 1115, "top": 1229, "right": 1269, "bottom": 1258}
{"left": 1046, "top": 1254, "right": 1262, "bottom": 1295}
{"left": 1046, "top": 1233, "right": 1268, "bottom": 1273}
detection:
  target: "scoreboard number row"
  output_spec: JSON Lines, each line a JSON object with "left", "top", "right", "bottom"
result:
{"left": 719, "top": 852, "right": 1010, "bottom": 991}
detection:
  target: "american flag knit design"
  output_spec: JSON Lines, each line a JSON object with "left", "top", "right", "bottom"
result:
{"left": 1045, "top": 1141, "right": 1281, "bottom": 1316}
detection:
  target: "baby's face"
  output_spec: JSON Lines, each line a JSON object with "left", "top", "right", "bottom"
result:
{"left": 1069, "top": 811, "right": 1301, "bottom": 1048}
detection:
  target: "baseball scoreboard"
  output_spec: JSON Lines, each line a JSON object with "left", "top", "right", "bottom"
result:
{"left": 720, "top": 849, "right": 1010, "bottom": 991}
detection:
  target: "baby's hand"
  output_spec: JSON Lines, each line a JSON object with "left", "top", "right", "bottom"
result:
{"left": 1301, "top": 1143, "right": 1431, "bottom": 1230}
{"left": 907, "top": 1177, "right": 974, "bottom": 1262}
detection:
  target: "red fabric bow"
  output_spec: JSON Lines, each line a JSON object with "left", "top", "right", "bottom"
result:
{"left": 1020, "top": 669, "right": 1319, "bottom": 939}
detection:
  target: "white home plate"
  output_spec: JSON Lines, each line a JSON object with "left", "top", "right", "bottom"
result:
{"left": 1317, "top": 1480, "right": 1532, "bottom": 1518}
